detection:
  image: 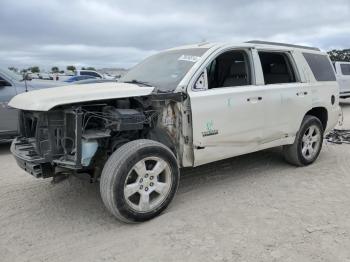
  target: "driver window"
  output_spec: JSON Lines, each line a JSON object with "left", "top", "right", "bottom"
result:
{"left": 206, "top": 50, "right": 251, "bottom": 89}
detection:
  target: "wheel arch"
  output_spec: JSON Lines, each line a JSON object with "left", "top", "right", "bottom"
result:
{"left": 146, "top": 127, "right": 178, "bottom": 156}
{"left": 305, "top": 107, "right": 328, "bottom": 131}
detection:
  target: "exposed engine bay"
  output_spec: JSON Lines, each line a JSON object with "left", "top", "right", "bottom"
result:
{"left": 11, "top": 93, "right": 187, "bottom": 180}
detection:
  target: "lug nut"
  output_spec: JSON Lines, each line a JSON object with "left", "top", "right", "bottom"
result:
{"left": 139, "top": 178, "right": 143, "bottom": 183}
{"left": 145, "top": 187, "right": 149, "bottom": 191}
{"left": 150, "top": 182, "right": 154, "bottom": 186}
{"left": 145, "top": 174, "right": 148, "bottom": 178}
{"left": 140, "top": 185, "right": 143, "bottom": 190}
{"left": 150, "top": 176, "right": 154, "bottom": 180}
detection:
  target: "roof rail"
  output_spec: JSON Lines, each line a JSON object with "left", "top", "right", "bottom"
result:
{"left": 246, "top": 40, "right": 320, "bottom": 51}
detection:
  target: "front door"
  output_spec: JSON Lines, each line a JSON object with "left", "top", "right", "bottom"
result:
{"left": 188, "top": 49, "right": 265, "bottom": 166}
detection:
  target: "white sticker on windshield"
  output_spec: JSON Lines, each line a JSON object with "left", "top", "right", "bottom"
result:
{"left": 178, "top": 55, "right": 200, "bottom": 63}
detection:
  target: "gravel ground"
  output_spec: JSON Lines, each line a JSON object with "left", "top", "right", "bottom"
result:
{"left": 1, "top": 102, "right": 350, "bottom": 262}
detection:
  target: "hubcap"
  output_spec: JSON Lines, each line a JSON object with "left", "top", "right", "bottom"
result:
{"left": 124, "top": 157, "right": 172, "bottom": 213}
{"left": 301, "top": 125, "right": 321, "bottom": 160}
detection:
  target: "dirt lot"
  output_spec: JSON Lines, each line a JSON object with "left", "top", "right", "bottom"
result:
{"left": 1, "top": 103, "right": 350, "bottom": 262}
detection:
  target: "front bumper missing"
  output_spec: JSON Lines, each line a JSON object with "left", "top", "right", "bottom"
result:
{"left": 11, "top": 137, "right": 54, "bottom": 178}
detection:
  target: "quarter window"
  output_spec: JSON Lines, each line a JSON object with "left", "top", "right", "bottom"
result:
{"left": 302, "top": 53, "right": 336, "bottom": 81}
{"left": 340, "top": 64, "right": 350, "bottom": 75}
{"left": 258, "top": 52, "right": 297, "bottom": 85}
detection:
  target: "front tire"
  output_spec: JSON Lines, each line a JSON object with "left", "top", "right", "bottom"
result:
{"left": 283, "top": 115, "right": 324, "bottom": 166}
{"left": 100, "top": 139, "right": 179, "bottom": 223}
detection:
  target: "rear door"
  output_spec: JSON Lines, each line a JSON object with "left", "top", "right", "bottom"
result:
{"left": 254, "top": 50, "right": 312, "bottom": 142}
{"left": 188, "top": 48, "right": 265, "bottom": 166}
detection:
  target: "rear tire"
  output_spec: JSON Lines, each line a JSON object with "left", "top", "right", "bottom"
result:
{"left": 283, "top": 115, "right": 324, "bottom": 166}
{"left": 100, "top": 139, "right": 179, "bottom": 223}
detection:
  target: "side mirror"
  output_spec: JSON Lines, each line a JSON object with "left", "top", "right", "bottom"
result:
{"left": 194, "top": 70, "right": 208, "bottom": 91}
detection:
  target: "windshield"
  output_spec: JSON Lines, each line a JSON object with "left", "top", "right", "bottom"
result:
{"left": 120, "top": 48, "right": 209, "bottom": 91}
{"left": 0, "top": 68, "right": 23, "bottom": 81}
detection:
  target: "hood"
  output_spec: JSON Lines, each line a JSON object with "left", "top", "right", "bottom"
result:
{"left": 9, "top": 82, "right": 155, "bottom": 111}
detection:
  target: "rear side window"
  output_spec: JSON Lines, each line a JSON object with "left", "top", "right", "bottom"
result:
{"left": 302, "top": 53, "right": 336, "bottom": 81}
{"left": 340, "top": 64, "right": 350, "bottom": 75}
{"left": 258, "top": 52, "right": 297, "bottom": 85}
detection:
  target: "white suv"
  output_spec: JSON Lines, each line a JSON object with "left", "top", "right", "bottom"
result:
{"left": 333, "top": 61, "right": 350, "bottom": 98}
{"left": 9, "top": 41, "right": 340, "bottom": 223}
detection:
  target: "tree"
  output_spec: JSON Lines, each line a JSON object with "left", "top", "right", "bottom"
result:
{"left": 30, "top": 66, "right": 40, "bottom": 73}
{"left": 81, "top": 67, "right": 86, "bottom": 70}
{"left": 8, "top": 67, "right": 18, "bottom": 72}
{"left": 51, "top": 66, "right": 59, "bottom": 73}
{"left": 66, "top": 65, "right": 76, "bottom": 72}
{"left": 327, "top": 49, "right": 350, "bottom": 62}
{"left": 86, "top": 67, "right": 96, "bottom": 71}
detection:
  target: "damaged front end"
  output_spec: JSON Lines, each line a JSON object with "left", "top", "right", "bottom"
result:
{"left": 11, "top": 93, "right": 185, "bottom": 180}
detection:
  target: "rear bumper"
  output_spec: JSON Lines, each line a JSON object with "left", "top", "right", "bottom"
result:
{"left": 11, "top": 138, "right": 54, "bottom": 178}
{"left": 325, "top": 105, "right": 341, "bottom": 133}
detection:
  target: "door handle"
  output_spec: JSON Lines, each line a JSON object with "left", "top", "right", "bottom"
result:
{"left": 247, "top": 97, "right": 262, "bottom": 102}
{"left": 296, "top": 91, "right": 308, "bottom": 96}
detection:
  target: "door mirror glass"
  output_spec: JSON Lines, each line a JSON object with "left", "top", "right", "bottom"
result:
{"left": 194, "top": 71, "right": 208, "bottom": 91}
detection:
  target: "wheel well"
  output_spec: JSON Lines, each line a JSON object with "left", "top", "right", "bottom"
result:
{"left": 306, "top": 107, "right": 328, "bottom": 130}
{"left": 146, "top": 127, "right": 177, "bottom": 155}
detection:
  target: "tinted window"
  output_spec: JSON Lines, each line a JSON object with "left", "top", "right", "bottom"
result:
{"left": 340, "top": 64, "right": 350, "bottom": 75}
{"left": 258, "top": 52, "right": 296, "bottom": 85}
{"left": 303, "top": 53, "right": 336, "bottom": 81}
{"left": 205, "top": 50, "right": 251, "bottom": 89}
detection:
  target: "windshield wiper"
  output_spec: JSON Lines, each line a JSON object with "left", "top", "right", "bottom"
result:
{"left": 123, "top": 79, "right": 153, "bottom": 87}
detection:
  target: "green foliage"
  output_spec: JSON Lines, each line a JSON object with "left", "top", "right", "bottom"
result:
{"left": 86, "top": 67, "right": 96, "bottom": 71}
{"left": 8, "top": 67, "right": 18, "bottom": 72}
{"left": 51, "top": 66, "right": 59, "bottom": 73}
{"left": 30, "top": 66, "right": 40, "bottom": 73}
{"left": 66, "top": 65, "right": 76, "bottom": 72}
{"left": 327, "top": 49, "right": 350, "bottom": 62}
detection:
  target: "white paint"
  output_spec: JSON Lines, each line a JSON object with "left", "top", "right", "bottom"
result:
{"left": 8, "top": 82, "right": 154, "bottom": 111}
{"left": 186, "top": 43, "right": 340, "bottom": 166}
{"left": 334, "top": 61, "right": 350, "bottom": 95}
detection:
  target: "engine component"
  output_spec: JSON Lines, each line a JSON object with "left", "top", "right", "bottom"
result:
{"left": 81, "top": 139, "right": 98, "bottom": 166}
{"left": 103, "top": 107, "right": 146, "bottom": 131}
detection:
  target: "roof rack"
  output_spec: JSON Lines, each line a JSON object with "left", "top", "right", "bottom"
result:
{"left": 246, "top": 40, "right": 320, "bottom": 51}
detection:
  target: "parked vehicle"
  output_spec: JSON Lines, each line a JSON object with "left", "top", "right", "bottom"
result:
{"left": 64, "top": 75, "right": 97, "bottom": 83}
{"left": 0, "top": 68, "right": 66, "bottom": 141}
{"left": 74, "top": 79, "right": 117, "bottom": 84}
{"left": 75, "top": 69, "right": 103, "bottom": 79}
{"left": 333, "top": 61, "right": 350, "bottom": 98}
{"left": 38, "top": 73, "right": 54, "bottom": 80}
{"left": 9, "top": 41, "right": 340, "bottom": 223}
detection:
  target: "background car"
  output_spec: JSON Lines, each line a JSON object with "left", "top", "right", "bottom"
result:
{"left": 0, "top": 68, "right": 66, "bottom": 142}
{"left": 75, "top": 69, "right": 103, "bottom": 78}
{"left": 334, "top": 61, "right": 350, "bottom": 98}
{"left": 64, "top": 75, "right": 97, "bottom": 83}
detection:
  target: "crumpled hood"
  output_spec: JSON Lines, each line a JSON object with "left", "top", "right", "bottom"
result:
{"left": 9, "top": 82, "right": 155, "bottom": 111}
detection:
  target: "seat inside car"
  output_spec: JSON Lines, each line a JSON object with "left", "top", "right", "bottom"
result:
{"left": 223, "top": 62, "right": 248, "bottom": 87}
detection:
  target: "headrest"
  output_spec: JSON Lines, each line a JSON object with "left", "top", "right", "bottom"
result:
{"left": 229, "top": 62, "right": 246, "bottom": 75}
{"left": 270, "top": 63, "right": 287, "bottom": 74}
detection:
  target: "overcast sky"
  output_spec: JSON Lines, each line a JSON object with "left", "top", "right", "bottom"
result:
{"left": 1, "top": 0, "right": 349, "bottom": 70}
